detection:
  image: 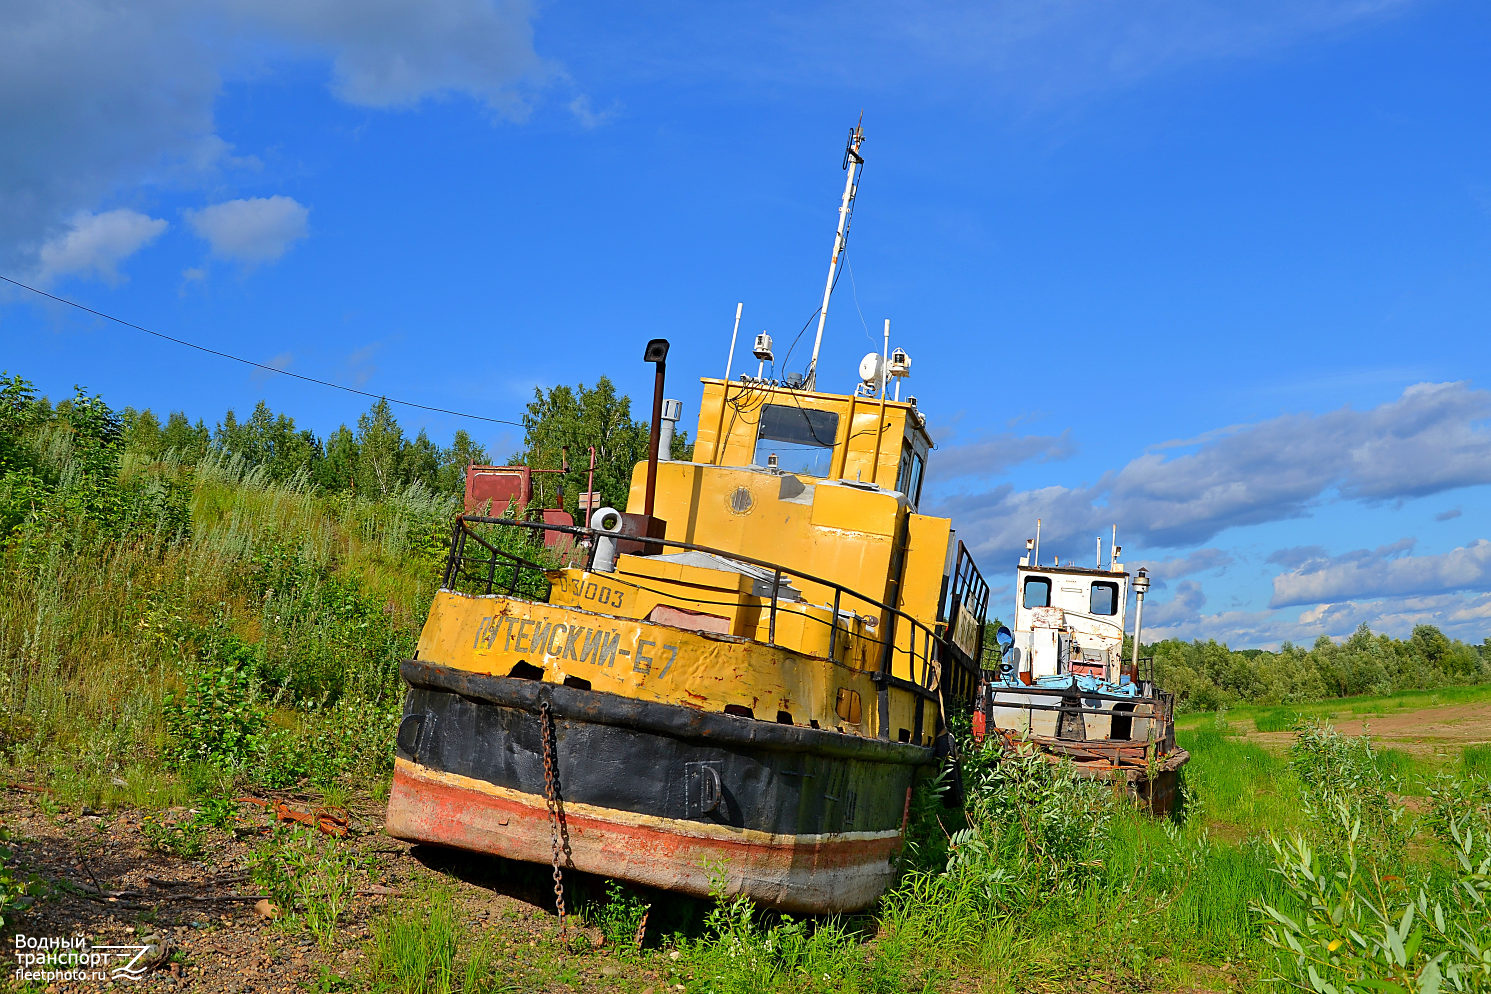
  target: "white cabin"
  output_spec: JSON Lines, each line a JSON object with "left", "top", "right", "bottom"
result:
{"left": 1010, "top": 561, "right": 1129, "bottom": 683}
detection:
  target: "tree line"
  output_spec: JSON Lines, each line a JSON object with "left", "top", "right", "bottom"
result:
{"left": 90, "top": 376, "right": 689, "bottom": 514}
{"left": 1147, "top": 624, "right": 1490, "bottom": 710}
{"left": 979, "top": 615, "right": 1490, "bottom": 711}
{"left": 116, "top": 397, "right": 490, "bottom": 498}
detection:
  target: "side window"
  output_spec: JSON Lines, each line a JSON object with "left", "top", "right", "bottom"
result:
{"left": 1023, "top": 576, "right": 1051, "bottom": 609}
{"left": 1090, "top": 581, "right": 1118, "bottom": 616}
{"left": 895, "top": 441, "right": 926, "bottom": 507}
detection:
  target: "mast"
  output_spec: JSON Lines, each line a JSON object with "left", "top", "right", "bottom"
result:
{"left": 804, "top": 119, "right": 865, "bottom": 391}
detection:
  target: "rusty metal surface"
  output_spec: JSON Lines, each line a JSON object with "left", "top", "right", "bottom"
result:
{"left": 387, "top": 760, "right": 905, "bottom": 913}
{"left": 986, "top": 726, "right": 1189, "bottom": 815}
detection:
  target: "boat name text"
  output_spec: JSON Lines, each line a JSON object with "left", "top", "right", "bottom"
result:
{"left": 471, "top": 615, "right": 678, "bottom": 677}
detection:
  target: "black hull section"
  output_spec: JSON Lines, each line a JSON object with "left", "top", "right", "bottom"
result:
{"left": 395, "top": 659, "right": 933, "bottom": 839}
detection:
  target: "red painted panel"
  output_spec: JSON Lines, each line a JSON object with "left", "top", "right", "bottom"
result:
{"left": 386, "top": 765, "right": 903, "bottom": 913}
{"left": 466, "top": 466, "right": 530, "bottom": 515}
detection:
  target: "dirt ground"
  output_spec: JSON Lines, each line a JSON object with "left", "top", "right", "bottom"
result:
{"left": 0, "top": 790, "right": 634, "bottom": 993}
{"left": 1248, "top": 700, "right": 1491, "bottom": 757}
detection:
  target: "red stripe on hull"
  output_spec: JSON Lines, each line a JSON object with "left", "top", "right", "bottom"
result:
{"left": 386, "top": 764, "right": 904, "bottom": 913}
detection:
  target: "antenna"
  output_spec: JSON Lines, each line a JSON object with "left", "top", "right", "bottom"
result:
{"left": 870, "top": 318, "right": 882, "bottom": 396}
{"left": 804, "top": 117, "right": 865, "bottom": 391}
{"left": 724, "top": 302, "right": 744, "bottom": 381}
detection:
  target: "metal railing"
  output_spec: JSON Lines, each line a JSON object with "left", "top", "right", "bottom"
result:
{"left": 940, "top": 541, "right": 989, "bottom": 706}
{"left": 982, "top": 679, "right": 1176, "bottom": 746}
{"left": 440, "top": 515, "right": 954, "bottom": 715}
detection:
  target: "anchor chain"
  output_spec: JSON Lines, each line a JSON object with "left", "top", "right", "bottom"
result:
{"left": 539, "top": 701, "right": 567, "bottom": 934}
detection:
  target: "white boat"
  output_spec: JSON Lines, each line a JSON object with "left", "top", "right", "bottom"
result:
{"left": 974, "top": 523, "right": 1189, "bottom": 813}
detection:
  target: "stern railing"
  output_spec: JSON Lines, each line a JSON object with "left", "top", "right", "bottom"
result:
{"left": 980, "top": 678, "right": 1176, "bottom": 747}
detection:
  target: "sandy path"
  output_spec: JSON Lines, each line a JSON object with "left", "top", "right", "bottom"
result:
{"left": 1248, "top": 701, "right": 1491, "bottom": 757}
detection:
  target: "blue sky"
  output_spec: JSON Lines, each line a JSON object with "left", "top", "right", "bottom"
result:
{"left": 3, "top": 0, "right": 1489, "bottom": 647}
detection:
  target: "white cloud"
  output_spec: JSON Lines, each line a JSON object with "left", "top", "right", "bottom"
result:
{"left": 227, "top": 0, "right": 551, "bottom": 113}
{"left": 926, "top": 429, "right": 1076, "bottom": 487}
{"left": 1128, "top": 536, "right": 1491, "bottom": 649}
{"left": 1, "top": 0, "right": 551, "bottom": 272}
{"left": 1144, "top": 580, "right": 1207, "bottom": 629}
{"left": 35, "top": 209, "right": 168, "bottom": 284}
{"left": 250, "top": 350, "right": 294, "bottom": 383}
{"left": 933, "top": 381, "right": 1491, "bottom": 560}
{"left": 1137, "top": 547, "right": 1234, "bottom": 585}
{"left": 567, "top": 95, "right": 617, "bottom": 129}
{"left": 1268, "top": 538, "right": 1416, "bottom": 574}
{"left": 1, "top": 1, "right": 216, "bottom": 270}
{"left": 186, "top": 196, "right": 309, "bottom": 265}
{"left": 580, "top": 0, "right": 1417, "bottom": 104}
{"left": 889, "top": 0, "right": 1415, "bottom": 96}
{"left": 1271, "top": 539, "right": 1491, "bottom": 608}
{"left": 1147, "top": 589, "right": 1491, "bottom": 649}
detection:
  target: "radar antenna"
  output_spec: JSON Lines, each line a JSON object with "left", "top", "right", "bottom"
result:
{"left": 804, "top": 117, "right": 865, "bottom": 391}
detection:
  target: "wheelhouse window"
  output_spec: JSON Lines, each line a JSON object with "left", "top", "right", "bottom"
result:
{"left": 895, "top": 441, "right": 925, "bottom": 508}
{"left": 1090, "top": 581, "right": 1119, "bottom": 616}
{"left": 753, "top": 404, "right": 839, "bottom": 477}
{"left": 1023, "top": 576, "right": 1051, "bottom": 609}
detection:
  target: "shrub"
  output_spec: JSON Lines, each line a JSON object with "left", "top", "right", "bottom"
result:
{"left": 1288, "top": 721, "right": 1407, "bottom": 853}
{"left": 1424, "top": 773, "right": 1491, "bottom": 845}
{"left": 951, "top": 744, "right": 1116, "bottom": 897}
{"left": 1258, "top": 804, "right": 1491, "bottom": 993}
{"left": 585, "top": 880, "right": 649, "bottom": 951}
{"left": 163, "top": 647, "right": 268, "bottom": 770}
{"left": 248, "top": 542, "right": 417, "bottom": 705}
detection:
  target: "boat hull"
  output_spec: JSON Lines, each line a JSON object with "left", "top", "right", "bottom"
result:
{"left": 386, "top": 660, "right": 931, "bottom": 913}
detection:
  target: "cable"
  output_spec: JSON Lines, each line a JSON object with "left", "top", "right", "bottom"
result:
{"left": 781, "top": 237, "right": 852, "bottom": 374}
{"left": 783, "top": 155, "right": 867, "bottom": 376}
{"left": 778, "top": 301, "right": 828, "bottom": 372}
{"left": 845, "top": 257, "right": 875, "bottom": 345}
{"left": 0, "top": 273, "right": 526, "bottom": 427}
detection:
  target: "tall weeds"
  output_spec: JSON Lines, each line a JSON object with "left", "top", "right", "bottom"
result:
{"left": 0, "top": 427, "right": 454, "bottom": 801}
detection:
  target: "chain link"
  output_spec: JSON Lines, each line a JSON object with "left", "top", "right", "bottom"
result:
{"left": 539, "top": 701, "right": 566, "bottom": 933}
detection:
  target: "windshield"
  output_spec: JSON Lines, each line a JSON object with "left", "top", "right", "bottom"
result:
{"left": 753, "top": 403, "right": 839, "bottom": 476}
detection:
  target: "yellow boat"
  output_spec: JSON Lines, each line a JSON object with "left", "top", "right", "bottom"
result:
{"left": 386, "top": 126, "right": 990, "bottom": 914}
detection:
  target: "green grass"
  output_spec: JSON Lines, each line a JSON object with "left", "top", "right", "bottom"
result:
{"left": 1251, "top": 707, "right": 1303, "bottom": 732}
{"left": 1370, "top": 744, "right": 1416, "bottom": 781}
{"left": 0, "top": 451, "right": 449, "bottom": 807}
{"left": 6, "top": 380, "right": 1490, "bottom": 993}
{"left": 334, "top": 712, "right": 1491, "bottom": 994}
{"left": 1462, "top": 743, "right": 1491, "bottom": 778}
{"left": 364, "top": 884, "right": 523, "bottom": 994}
{"left": 1178, "top": 719, "right": 1305, "bottom": 834}
{"left": 1175, "top": 685, "right": 1491, "bottom": 801}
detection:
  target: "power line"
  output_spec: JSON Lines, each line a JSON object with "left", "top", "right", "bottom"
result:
{"left": 0, "top": 273, "right": 526, "bottom": 428}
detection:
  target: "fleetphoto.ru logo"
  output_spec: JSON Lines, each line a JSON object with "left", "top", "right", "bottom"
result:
{"left": 12, "top": 934, "right": 152, "bottom": 983}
